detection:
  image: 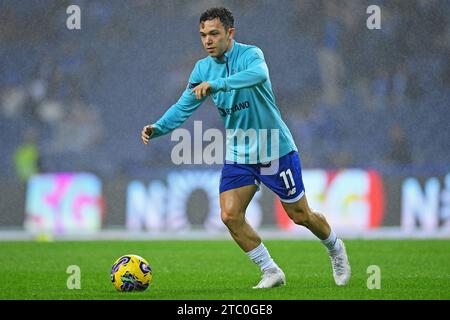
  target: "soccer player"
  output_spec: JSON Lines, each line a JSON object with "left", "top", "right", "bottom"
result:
{"left": 141, "top": 7, "right": 350, "bottom": 288}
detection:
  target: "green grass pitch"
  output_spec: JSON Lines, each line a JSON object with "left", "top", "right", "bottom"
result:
{"left": 0, "top": 239, "right": 449, "bottom": 300}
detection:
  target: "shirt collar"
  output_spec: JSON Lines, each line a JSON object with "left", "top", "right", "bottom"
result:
{"left": 212, "top": 40, "right": 236, "bottom": 63}
{"left": 224, "top": 40, "right": 235, "bottom": 59}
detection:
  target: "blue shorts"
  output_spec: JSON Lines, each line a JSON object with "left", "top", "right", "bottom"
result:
{"left": 219, "top": 151, "right": 305, "bottom": 203}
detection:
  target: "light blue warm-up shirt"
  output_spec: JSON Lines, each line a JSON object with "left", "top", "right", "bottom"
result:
{"left": 151, "top": 40, "right": 298, "bottom": 163}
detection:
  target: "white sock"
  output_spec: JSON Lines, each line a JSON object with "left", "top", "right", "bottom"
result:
{"left": 321, "top": 229, "right": 341, "bottom": 253}
{"left": 246, "top": 243, "right": 278, "bottom": 272}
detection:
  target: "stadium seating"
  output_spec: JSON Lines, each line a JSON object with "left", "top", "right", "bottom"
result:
{"left": 1, "top": 1, "right": 449, "bottom": 178}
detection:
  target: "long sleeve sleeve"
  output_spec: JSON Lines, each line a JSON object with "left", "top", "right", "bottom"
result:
{"left": 151, "top": 63, "right": 206, "bottom": 139}
{"left": 209, "top": 47, "right": 269, "bottom": 92}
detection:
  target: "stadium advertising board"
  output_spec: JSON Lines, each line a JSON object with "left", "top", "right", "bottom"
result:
{"left": 15, "top": 169, "right": 450, "bottom": 235}
{"left": 126, "top": 169, "right": 384, "bottom": 232}
{"left": 275, "top": 170, "right": 384, "bottom": 230}
{"left": 401, "top": 173, "right": 450, "bottom": 231}
{"left": 126, "top": 170, "right": 263, "bottom": 231}
{"left": 24, "top": 173, "right": 104, "bottom": 234}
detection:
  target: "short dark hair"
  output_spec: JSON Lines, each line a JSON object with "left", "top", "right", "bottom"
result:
{"left": 199, "top": 7, "right": 234, "bottom": 31}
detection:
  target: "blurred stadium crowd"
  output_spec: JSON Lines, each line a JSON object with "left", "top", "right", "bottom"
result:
{"left": 1, "top": 0, "right": 449, "bottom": 181}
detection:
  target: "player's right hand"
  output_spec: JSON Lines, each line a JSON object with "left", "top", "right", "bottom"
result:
{"left": 141, "top": 125, "right": 153, "bottom": 145}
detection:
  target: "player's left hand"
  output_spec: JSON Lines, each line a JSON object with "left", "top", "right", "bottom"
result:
{"left": 190, "top": 82, "right": 211, "bottom": 99}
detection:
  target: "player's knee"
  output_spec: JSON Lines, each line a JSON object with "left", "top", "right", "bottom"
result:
{"left": 221, "top": 210, "right": 243, "bottom": 227}
{"left": 289, "top": 206, "right": 310, "bottom": 226}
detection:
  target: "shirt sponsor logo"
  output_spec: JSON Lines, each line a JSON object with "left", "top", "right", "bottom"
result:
{"left": 218, "top": 101, "right": 250, "bottom": 117}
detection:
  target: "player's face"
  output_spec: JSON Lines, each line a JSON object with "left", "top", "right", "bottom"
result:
{"left": 199, "top": 18, "right": 234, "bottom": 59}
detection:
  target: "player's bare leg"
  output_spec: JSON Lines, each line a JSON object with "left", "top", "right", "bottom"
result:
{"left": 220, "top": 185, "right": 285, "bottom": 288}
{"left": 282, "top": 195, "right": 331, "bottom": 239}
{"left": 282, "top": 195, "right": 351, "bottom": 286}
{"left": 220, "top": 185, "right": 260, "bottom": 251}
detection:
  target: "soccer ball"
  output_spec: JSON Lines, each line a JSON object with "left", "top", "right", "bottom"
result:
{"left": 111, "top": 254, "right": 152, "bottom": 292}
